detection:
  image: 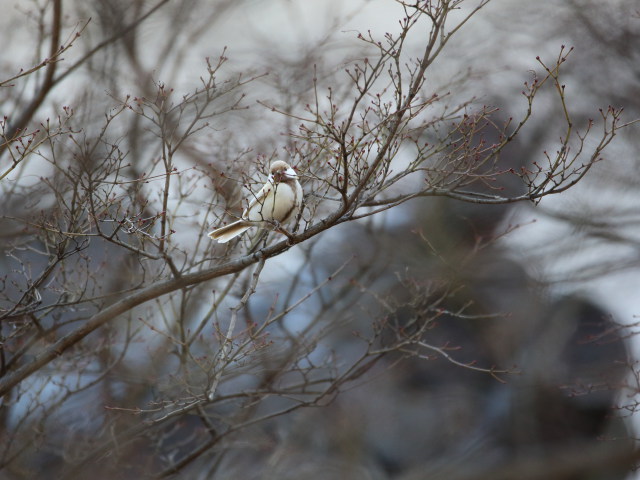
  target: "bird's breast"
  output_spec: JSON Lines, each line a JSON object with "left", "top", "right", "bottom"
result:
{"left": 245, "top": 182, "right": 299, "bottom": 223}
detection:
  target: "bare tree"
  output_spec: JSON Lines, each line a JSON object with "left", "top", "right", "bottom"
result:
{"left": 1, "top": 0, "right": 637, "bottom": 478}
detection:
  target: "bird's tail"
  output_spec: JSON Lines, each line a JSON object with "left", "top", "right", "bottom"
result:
{"left": 207, "top": 220, "right": 252, "bottom": 243}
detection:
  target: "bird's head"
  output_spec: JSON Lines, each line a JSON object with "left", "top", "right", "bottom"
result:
{"left": 269, "top": 160, "right": 297, "bottom": 183}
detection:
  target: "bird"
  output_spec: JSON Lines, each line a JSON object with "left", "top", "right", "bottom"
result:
{"left": 208, "top": 160, "right": 303, "bottom": 243}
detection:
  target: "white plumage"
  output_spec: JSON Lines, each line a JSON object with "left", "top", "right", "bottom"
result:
{"left": 208, "top": 161, "right": 303, "bottom": 243}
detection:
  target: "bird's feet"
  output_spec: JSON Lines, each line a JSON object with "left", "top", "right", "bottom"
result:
{"left": 270, "top": 221, "right": 295, "bottom": 245}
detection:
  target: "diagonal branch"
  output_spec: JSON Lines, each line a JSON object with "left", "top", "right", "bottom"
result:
{"left": 0, "top": 214, "right": 338, "bottom": 397}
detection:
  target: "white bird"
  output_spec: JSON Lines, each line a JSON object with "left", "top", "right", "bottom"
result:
{"left": 208, "top": 161, "right": 303, "bottom": 243}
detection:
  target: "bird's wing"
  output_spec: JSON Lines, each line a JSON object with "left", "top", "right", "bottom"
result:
{"left": 243, "top": 177, "right": 274, "bottom": 220}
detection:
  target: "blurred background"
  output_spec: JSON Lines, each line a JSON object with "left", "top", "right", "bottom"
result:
{"left": 1, "top": 0, "right": 639, "bottom": 479}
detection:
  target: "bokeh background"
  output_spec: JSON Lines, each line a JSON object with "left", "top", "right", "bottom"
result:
{"left": 1, "top": 1, "right": 639, "bottom": 479}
